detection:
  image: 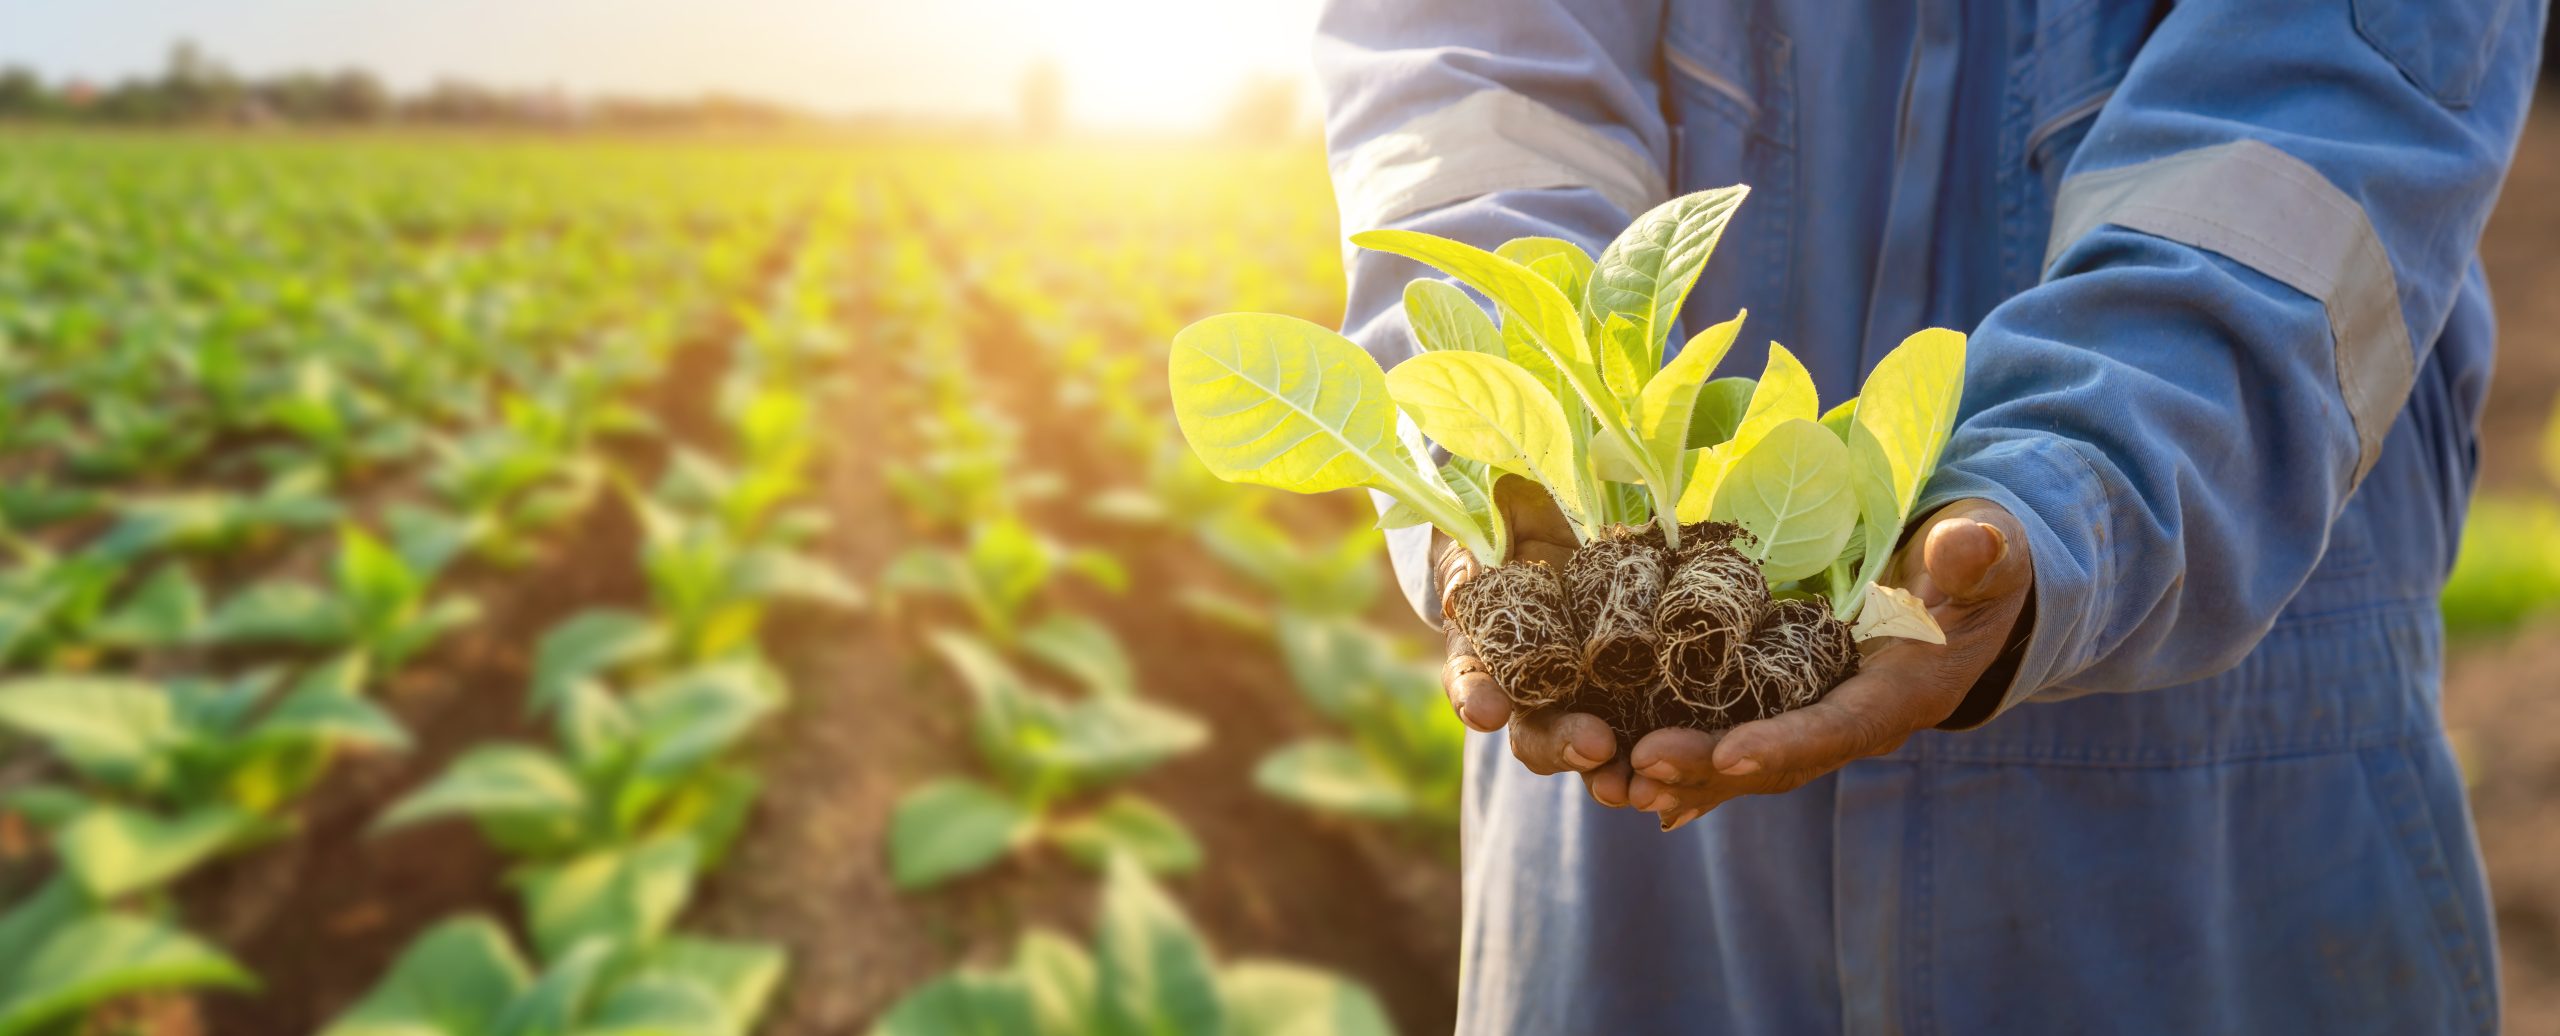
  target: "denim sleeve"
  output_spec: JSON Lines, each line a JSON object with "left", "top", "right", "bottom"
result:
{"left": 1915, "top": 0, "right": 2543, "bottom": 715}
{"left": 1314, "top": 0, "right": 1669, "bottom": 627}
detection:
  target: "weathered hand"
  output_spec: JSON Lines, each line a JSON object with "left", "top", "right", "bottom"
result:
{"left": 1624, "top": 498, "right": 2033, "bottom": 830}
{"left": 1438, "top": 477, "right": 1636, "bottom": 808}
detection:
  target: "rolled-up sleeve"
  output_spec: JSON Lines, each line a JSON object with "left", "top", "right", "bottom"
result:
{"left": 1315, "top": 0, "right": 1670, "bottom": 626}
{"left": 1916, "top": 0, "right": 2541, "bottom": 717}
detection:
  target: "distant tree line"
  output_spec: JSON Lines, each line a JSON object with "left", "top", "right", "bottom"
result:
{"left": 0, "top": 40, "right": 808, "bottom": 130}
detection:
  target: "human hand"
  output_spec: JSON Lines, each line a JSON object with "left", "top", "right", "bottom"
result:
{"left": 1625, "top": 498, "right": 2033, "bottom": 830}
{"left": 1437, "top": 477, "right": 1637, "bottom": 807}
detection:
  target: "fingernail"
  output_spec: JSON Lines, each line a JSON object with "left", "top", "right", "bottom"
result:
{"left": 1661, "top": 808, "right": 1703, "bottom": 833}
{"left": 1719, "top": 757, "right": 1760, "bottom": 776}
{"left": 1562, "top": 745, "right": 1599, "bottom": 771}
{"left": 1641, "top": 791, "right": 1676, "bottom": 813}
{"left": 1978, "top": 520, "right": 2009, "bottom": 565}
{"left": 1638, "top": 760, "right": 1679, "bottom": 782}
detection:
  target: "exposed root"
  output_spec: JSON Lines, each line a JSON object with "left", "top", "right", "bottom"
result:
{"left": 1729, "top": 598, "right": 1860, "bottom": 721}
{"left": 1565, "top": 525, "right": 1667, "bottom": 700}
{"left": 1654, "top": 538, "right": 1767, "bottom": 726}
{"left": 1449, "top": 560, "right": 1583, "bottom": 712}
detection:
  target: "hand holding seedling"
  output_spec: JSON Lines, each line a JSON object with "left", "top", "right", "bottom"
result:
{"left": 1623, "top": 498, "right": 2030, "bottom": 829}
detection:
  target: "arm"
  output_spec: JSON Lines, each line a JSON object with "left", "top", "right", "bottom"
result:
{"left": 1315, "top": 0, "right": 1670, "bottom": 629}
{"left": 1631, "top": 0, "right": 2541, "bottom": 823}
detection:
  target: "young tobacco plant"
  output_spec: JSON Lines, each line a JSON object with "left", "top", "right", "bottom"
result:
{"left": 886, "top": 632, "right": 1205, "bottom": 890}
{"left": 872, "top": 855, "right": 1393, "bottom": 1036}
{"left": 1255, "top": 615, "right": 1463, "bottom": 835}
{"left": 878, "top": 514, "right": 1133, "bottom": 697}
{"left": 1168, "top": 185, "right": 1969, "bottom": 742}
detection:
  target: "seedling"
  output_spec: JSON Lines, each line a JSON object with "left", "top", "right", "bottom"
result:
{"left": 1169, "top": 187, "right": 1966, "bottom": 744}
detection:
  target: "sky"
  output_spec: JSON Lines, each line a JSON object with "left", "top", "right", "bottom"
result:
{"left": 0, "top": 0, "right": 1327, "bottom": 130}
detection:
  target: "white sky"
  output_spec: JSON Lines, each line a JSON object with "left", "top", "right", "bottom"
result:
{"left": 0, "top": 0, "right": 1327, "bottom": 130}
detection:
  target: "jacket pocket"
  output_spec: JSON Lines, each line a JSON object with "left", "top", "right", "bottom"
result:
{"left": 2353, "top": 0, "right": 2516, "bottom": 107}
{"left": 1662, "top": 4, "right": 1795, "bottom": 348}
{"left": 2003, "top": 0, "right": 2163, "bottom": 290}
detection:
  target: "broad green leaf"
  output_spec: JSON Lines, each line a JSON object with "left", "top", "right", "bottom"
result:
{"left": 1853, "top": 583, "right": 1946, "bottom": 644}
{"left": 204, "top": 581, "right": 350, "bottom": 647}
{"left": 0, "top": 913, "right": 256, "bottom": 1036}
{"left": 1677, "top": 343, "right": 1819, "bottom": 521}
{"left": 870, "top": 969, "right": 1040, "bottom": 1036}
{"left": 1220, "top": 961, "right": 1398, "bottom": 1036}
{"left": 1708, "top": 419, "right": 1860, "bottom": 582}
{"left": 375, "top": 744, "right": 586, "bottom": 834}
{"left": 1687, "top": 377, "right": 1756, "bottom": 450}
{"left": 490, "top": 938, "right": 614, "bottom": 1036}
{"left": 519, "top": 836, "right": 700, "bottom": 960}
{"left": 1585, "top": 186, "right": 1748, "bottom": 401}
{"left": 338, "top": 523, "right": 422, "bottom": 618}
{"left": 1093, "top": 857, "right": 1223, "bottom": 1036}
{"left": 1016, "top": 929, "right": 1098, "bottom": 1036}
{"left": 622, "top": 662, "right": 779, "bottom": 779}
{"left": 629, "top": 937, "right": 788, "bottom": 1034}
{"left": 1854, "top": 327, "right": 1967, "bottom": 517}
{"left": 1166, "top": 314, "right": 1477, "bottom": 553}
{"left": 0, "top": 677, "right": 176, "bottom": 789}
{"left": 1633, "top": 311, "right": 1745, "bottom": 483}
{"left": 1049, "top": 795, "right": 1201, "bottom": 875}
{"left": 888, "top": 778, "right": 1033, "bottom": 890}
{"left": 1168, "top": 313, "right": 1424, "bottom": 496}
{"left": 254, "top": 659, "right": 409, "bottom": 753}
{"left": 54, "top": 805, "right": 258, "bottom": 900}
{"left": 1350, "top": 230, "right": 1619, "bottom": 426}
{"left": 1399, "top": 280, "right": 1500, "bottom": 356}
{"left": 1383, "top": 351, "right": 1584, "bottom": 522}
{"left": 730, "top": 546, "right": 868, "bottom": 611}
{"left": 1494, "top": 235, "right": 1589, "bottom": 277}
{"left": 90, "top": 565, "right": 204, "bottom": 648}
{"left": 1048, "top": 696, "right": 1209, "bottom": 787}
{"left": 1019, "top": 613, "right": 1136, "bottom": 700}
{"left": 1254, "top": 741, "right": 1413, "bottom": 819}
{"left": 530, "top": 609, "right": 667, "bottom": 715}
{"left": 579, "top": 972, "right": 732, "bottom": 1036}
{"left": 1844, "top": 422, "right": 1908, "bottom": 617}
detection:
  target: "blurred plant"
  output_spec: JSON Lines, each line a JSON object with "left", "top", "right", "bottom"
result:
{"left": 1255, "top": 616, "right": 1462, "bottom": 835}
{"left": 203, "top": 524, "right": 480, "bottom": 669}
{"left": 879, "top": 515, "right": 1126, "bottom": 654}
{"left": 871, "top": 856, "right": 1393, "bottom": 1036}
{"left": 886, "top": 633, "right": 1204, "bottom": 890}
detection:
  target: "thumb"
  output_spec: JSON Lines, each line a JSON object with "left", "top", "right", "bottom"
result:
{"left": 1920, "top": 502, "right": 2029, "bottom": 605}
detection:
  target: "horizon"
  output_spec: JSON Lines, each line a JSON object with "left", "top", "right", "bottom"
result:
{"left": 0, "top": 0, "right": 1325, "bottom": 131}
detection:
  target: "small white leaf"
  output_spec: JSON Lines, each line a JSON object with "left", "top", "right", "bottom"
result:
{"left": 1852, "top": 583, "right": 1946, "bottom": 645}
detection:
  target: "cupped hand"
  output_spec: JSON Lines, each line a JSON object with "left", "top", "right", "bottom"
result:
{"left": 1625, "top": 498, "right": 2033, "bottom": 830}
{"left": 1438, "top": 477, "right": 1635, "bottom": 808}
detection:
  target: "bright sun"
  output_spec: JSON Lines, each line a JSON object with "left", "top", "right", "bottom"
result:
{"left": 993, "top": 0, "right": 1321, "bottom": 131}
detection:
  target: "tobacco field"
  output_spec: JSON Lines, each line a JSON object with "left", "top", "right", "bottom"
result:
{"left": 4, "top": 124, "right": 2560, "bottom": 1034}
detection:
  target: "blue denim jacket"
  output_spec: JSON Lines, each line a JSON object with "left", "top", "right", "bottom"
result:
{"left": 1317, "top": 1, "right": 2544, "bottom": 1031}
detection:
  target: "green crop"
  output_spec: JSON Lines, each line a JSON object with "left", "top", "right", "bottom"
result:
{"left": 886, "top": 633, "right": 1206, "bottom": 889}
{"left": 872, "top": 856, "right": 1392, "bottom": 1036}
{"left": 1169, "top": 187, "right": 1967, "bottom": 633}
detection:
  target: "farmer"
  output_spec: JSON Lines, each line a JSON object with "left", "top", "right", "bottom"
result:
{"left": 1319, "top": 1, "right": 2544, "bottom": 1031}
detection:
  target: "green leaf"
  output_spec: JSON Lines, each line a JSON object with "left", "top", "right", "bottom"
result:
{"left": 90, "top": 565, "right": 205, "bottom": 648}
{"left": 1093, "top": 857, "right": 1223, "bottom": 1036}
{"left": 1687, "top": 377, "right": 1757, "bottom": 450}
{"left": 1049, "top": 795, "right": 1201, "bottom": 875}
{"left": 1677, "top": 343, "right": 1820, "bottom": 522}
{"left": 1399, "top": 280, "right": 1501, "bottom": 356}
{"left": 375, "top": 744, "right": 586, "bottom": 835}
{"left": 1015, "top": 929, "right": 1098, "bottom": 1036}
{"left": 1019, "top": 614, "right": 1136, "bottom": 700}
{"left": 321, "top": 917, "right": 533, "bottom": 1036}
{"left": 579, "top": 972, "right": 732, "bottom": 1036}
{"left": 628, "top": 936, "right": 788, "bottom": 1035}
{"left": 1586, "top": 186, "right": 1748, "bottom": 403}
{"left": 530, "top": 609, "right": 667, "bottom": 716}
{"left": 1853, "top": 327, "right": 1967, "bottom": 518}
{"left": 338, "top": 523, "right": 423, "bottom": 620}
{"left": 1353, "top": 229, "right": 1618, "bottom": 426}
{"left": 1708, "top": 419, "right": 1861, "bottom": 583}
{"left": 0, "top": 677, "right": 176, "bottom": 789}
{"left": 1819, "top": 397, "right": 1860, "bottom": 441}
{"left": 1167, "top": 314, "right": 1480, "bottom": 557}
{"left": 1494, "top": 235, "right": 1591, "bottom": 279}
{"left": 1844, "top": 422, "right": 1909, "bottom": 618}
{"left": 1253, "top": 741, "right": 1414, "bottom": 820}
{"left": 1632, "top": 311, "right": 1745, "bottom": 486}
{"left": 204, "top": 581, "right": 351, "bottom": 647}
{"left": 1220, "top": 961, "right": 1398, "bottom": 1036}
{"left": 871, "top": 969, "right": 1040, "bottom": 1036}
{"left": 1382, "top": 350, "right": 1585, "bottom": 523}
{"left": 53, "top": 805, "right": 259, "bottom": 901}
{"left": 253, "top": 656, "right": 408, "bottom": 752}
{"left": 888, "top": 779, "right": 1033, "bottom": 891}
{"left": 491, "top": 938, "right": 614, "bottom": 1036}
{"left": 519, "top": 836, "right": 700, "bottom": 960}
{"left": 1048, "top": 697, "right": 1209, "bottom": 787}
{"left": 0, "top": 912, "right": 256, "bottom": 1036}
{"left": 730, "top": 547, "right": 867, "bottom": 611}
{"left": 622, "top": 662, "right": 779, "bottom": 779}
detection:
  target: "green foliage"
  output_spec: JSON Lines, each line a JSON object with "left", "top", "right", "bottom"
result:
{"left": 871, "top": 858, "right": 1394, "bottom": 1036}
{"left": 321, "top": 915, "right": 784, "bottom": 1036}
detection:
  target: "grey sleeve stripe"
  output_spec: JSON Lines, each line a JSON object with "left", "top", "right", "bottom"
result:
{"left": 2044, "top": 139, "right": 2414, "bottom": 484}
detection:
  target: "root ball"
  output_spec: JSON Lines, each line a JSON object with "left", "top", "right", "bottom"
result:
{"left": 1654, "top": 538, "right": 1768, "bottom": 725}
{"left": 1449, "top": 560, "right": 1584, "bottom": 712}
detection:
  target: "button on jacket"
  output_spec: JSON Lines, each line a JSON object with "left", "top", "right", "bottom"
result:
{"left": 1316, "top": 0, "right": 2544, "bottom": 1032}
